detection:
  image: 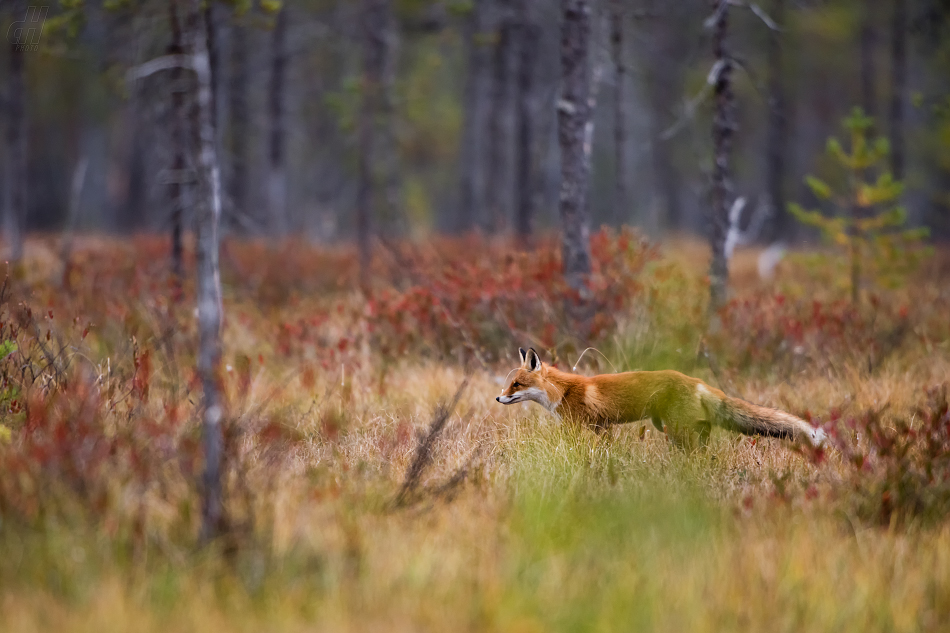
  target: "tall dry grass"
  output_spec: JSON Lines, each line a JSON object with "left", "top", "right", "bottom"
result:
{"left": 1, "top": 233, "right": 949, "bottom": 632}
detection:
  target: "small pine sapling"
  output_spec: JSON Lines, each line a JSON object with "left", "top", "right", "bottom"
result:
{"left": 789, "top": 107, "right": 931, "bottom": 304}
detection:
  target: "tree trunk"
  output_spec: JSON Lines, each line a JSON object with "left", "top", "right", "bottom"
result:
{"left": 378, "top": 2, "right": 401, "bottom": 235}
{"left": 268, "top": 5, "right": 289, "bottom": 235}
{"left": 457, "top": 2, "right": 488, "bottom": 232}
{"left": 609, "top": 0, "right": 627, "bottom": 226}
{"left": 514, "top": 2, "right": 538, "bottom": 241}
{"left": 59, "top": 157, "right": 88, "bottom": 290}
{"left": 168, "top": 0, "right": 186, "bottom": 297}
{"left": 764, "top": 0, "right": 787, "bottom": 243}
{"left": 357, "top": 0, "right": 392, "bottom": 290}
{"left": 227, "top": 17, "right": 249, "bottom": 231}
{"left": 709, "top": 0, "right": 734, "bottom": 310}
{"left": 6, "top": 2, "right": 26, "bottom": 262}
{"left": 205, "top": 3, "right": 218, "bottom": 131}
{"left": 558, "top": 0, "right": 594, "bottom": 332}
{"left": 889, "top": 0, "right": 907, "bottom": 180}
{"left": 123, "top": 114, "right": 148, "bottom": 230}
{"left": 644, "top": 1, "right": 682, "bottom": 235}
{"left": 188, "top": 0, "right": 225, "bottom": 542}
{"left": 486, "top": 3, "right": 514, "bottom": 232}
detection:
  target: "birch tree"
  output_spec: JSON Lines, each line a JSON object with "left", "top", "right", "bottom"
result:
{"left": 558, "top": 0, "right": 595, "bottom": 331}
{"left": 609, "top": 0, "right": 627, "bottom": 225}
{"left": 187, "top": 0, "right": 226, "bottom": 541}
{"left": 514, "top": 0, "right": 538, "bottom": 240}
{"left": 457, "top": 1, "right": 489, "bottom": 231}
{"left": 708, "top": 0, "right": 735, "bottom": 310}
{"left": 486, "top": 1, "right": 514, "bottom": 232}
{"left": 227, "top": 12, "right": 249, "bottom": 231}
{"left": 168, "top": 0, "right": 187, "bottom": 295}
{"left": 643, "top": 1, "right": 683, "bottom": 235}
{"left": 205, "top": 3, "right": 219, "bottom": 131}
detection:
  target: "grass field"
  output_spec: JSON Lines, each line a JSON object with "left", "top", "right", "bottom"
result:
{"left": 1, "top": 232, "right": 949, "bottom": 632}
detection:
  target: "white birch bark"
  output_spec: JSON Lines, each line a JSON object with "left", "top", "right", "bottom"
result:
{"left": 558, "top": 0, "right": 595, "bottom": 336}
{"left": 187, "top": 0, "right": 225, "bottom": 541}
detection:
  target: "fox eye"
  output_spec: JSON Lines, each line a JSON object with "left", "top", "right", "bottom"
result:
{"left": 511, "top": 381, "right": 521, "bottom": 389}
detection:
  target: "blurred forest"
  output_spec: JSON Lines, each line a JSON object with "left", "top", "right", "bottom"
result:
{"left": 3, "top": 0, "right": 950, "bottom": 247}
{"left": 6, "top": 3, "right": 950, "bottom": 630}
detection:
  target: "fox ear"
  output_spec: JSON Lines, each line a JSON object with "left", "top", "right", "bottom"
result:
{"left": 526, "top": 348, "right": 541, "bottom": 372}
{"left": 519, "top": 347, "right": 527, "bottom": 364}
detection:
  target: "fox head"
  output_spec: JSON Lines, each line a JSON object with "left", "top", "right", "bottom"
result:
{"left": 496, "top": 347, "right": 553, "bottom": 408}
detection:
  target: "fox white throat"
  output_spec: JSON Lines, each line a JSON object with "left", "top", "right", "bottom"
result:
{"left": 496, "top": 386, "right": 559, "bottom": 413}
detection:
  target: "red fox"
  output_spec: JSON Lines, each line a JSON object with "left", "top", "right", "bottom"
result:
{"left": 496, "top": 348, "right": 826, "bottom": 449}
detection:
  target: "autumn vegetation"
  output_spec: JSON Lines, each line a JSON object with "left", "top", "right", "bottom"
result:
{"left": 1, "top": 232, "right": 949, "bottom": 631}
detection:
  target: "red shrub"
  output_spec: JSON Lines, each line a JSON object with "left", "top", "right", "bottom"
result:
{"left": 365, "top": 228, "right": 657, "bottom": 360}
{"left": 796, "top": 386, "right": 950, "bottom": 526}
{"left": 709, "top": 293, "right": 913, "bottom": 375}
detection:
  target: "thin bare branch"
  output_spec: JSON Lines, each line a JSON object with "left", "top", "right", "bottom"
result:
{"left": 125, "top": 54, "right": 194, "bottom": 83}
{"left": 748, "top": 3, "right": 780, "bottom": 30}
{"left": 704, "top": 0, "right": 729, "bottom": 29}
{"left": 394, "top": 377, "right": 470, "bottom": 508}
{"left": 659, "top": 83, "right": 713, "bottom": 142}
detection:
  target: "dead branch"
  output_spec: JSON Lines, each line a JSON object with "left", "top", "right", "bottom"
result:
{"left": 394, "top": 376, "right": 470, "bottom": 508}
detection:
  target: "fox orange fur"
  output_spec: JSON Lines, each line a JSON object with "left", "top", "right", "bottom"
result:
{"left": 496, "top": 348, "right": 825, "bottom": 449}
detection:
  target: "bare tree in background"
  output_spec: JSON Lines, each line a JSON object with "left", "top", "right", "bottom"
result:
{"left": 227, "top": 12, "right": 249, "bottom": 231}
{"left": 205, "top": 2, "right": 219, "bottom": 131}
{"left": 457, "top": 1, "right": 489, "bottom": 232}
{"left": 187, "top": 0, "right": 226, "bottom": 542}
{"left": 5, "top": 0, "right": 27, "bottom": 262}
{"left": 764, "top": 0, "right": 788, "bottom": 243}
{"left": 357, "top": 0, "right": 393, "bottom": 289}
{"left": 643, "top": 1, "right": 683, "bottom": 235}
{"left": 168, "top": 0, "right": 187, "bottom": 295}
{"left": 378, "top": 2, "right": 401, "bottom": 234}
{"left": 889, "top": 0, "right": 907, "bottom": 180}
{"left": 558, "top": 0, "right": 594, "bottom": 333}
{"left": 708, "top": 0, "right": 735, "bottom": 310}
{"left": 268, "top": 5, "right": 289, "bottom": 235}
{"left": 514, "top": 0, "right": 539, "bottom": 240}
{"left": 486, "top": 1, "right": 514, "bottom": 232}
{"left": 609, "top": 0, "right": 627, "bottom": 225}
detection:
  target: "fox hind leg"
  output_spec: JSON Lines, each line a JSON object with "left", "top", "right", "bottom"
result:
{"left": 652, "top": 416, "right": 693, "bottom": 451}
{"left": 696, "top": 420, "right": 712, "bottom": 448}
{"left": 664, "top": 397, "right": 712, "bottom": 453}
{"left": 665, "top": 423, "right": 710, "bottom": 453}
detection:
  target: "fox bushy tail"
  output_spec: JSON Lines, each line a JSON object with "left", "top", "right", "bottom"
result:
{"left": 702, "top": 392, "right": 826, "bottom": 446}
